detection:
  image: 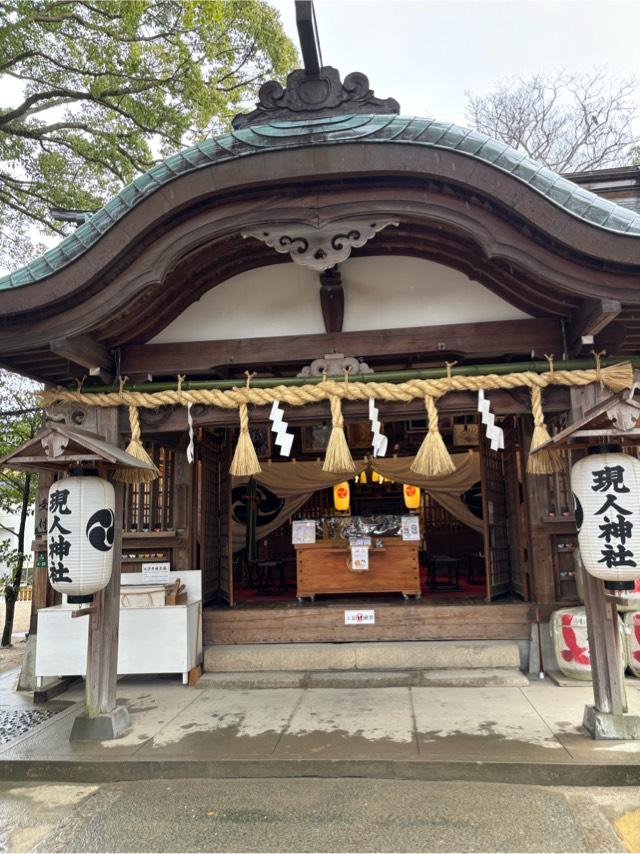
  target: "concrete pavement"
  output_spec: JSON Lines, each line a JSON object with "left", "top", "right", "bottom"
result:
{"left": 1, "top": 778, "right": 638, "bottom": 853}
{"left": 1, "top": 672, "right": 640, "bottom": 785}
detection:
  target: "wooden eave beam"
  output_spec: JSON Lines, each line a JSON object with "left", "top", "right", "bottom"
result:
{"left": 49, "top": 334, "right": 113, "bottom": 383}
{"left": 568, "top": 298, "right": 622, "bottom": 356}
{"left": 120, "top": 317, "right": 562, "bottom": 376}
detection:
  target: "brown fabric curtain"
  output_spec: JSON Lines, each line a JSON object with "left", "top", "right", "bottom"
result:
{"left": 231, "top": 453, "right": 482, "bottom": 551}
{"left": 372, "top": 452, "right": 483, "bottom": 533}
{"left": 231, "top": 464, "right": 352, "bottom": 551}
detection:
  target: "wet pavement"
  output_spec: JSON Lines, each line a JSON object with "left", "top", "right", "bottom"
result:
{"left": 0, "top": 672, "right": 640, "bottom": 785}
{"left": 0, "top": 669, "right": 70, "bottom": 747}
{"left": 0, "top": 778, "right": 638, "bottom": 852}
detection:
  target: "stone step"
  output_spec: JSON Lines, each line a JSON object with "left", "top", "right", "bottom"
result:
{"left": 203, "top": 640, "right": 522, "bottom": 674}
{"left": 195, "top": 668, "right": 529, "bottom": 690}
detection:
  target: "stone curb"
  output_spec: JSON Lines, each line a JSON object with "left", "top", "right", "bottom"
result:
{"left": 1, "top": 758, "right": 639, "bottom": 787}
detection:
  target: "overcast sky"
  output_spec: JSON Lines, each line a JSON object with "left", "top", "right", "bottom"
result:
{"left": 270, "top": 0, "right": 640, "bottom": 125}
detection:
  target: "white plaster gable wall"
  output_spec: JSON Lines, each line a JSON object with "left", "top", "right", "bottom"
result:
{"left": 150, "top": 255, "right": 531, "bottom": 344}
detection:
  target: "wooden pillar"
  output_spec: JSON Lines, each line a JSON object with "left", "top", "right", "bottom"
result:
{"left": 30, "top": 472, "right": 55, "bottom": 635}
{"left": 70, "top": 406, "right": 129, "bottom": 740}
{"left": 173, "top": 444, "right": 191, "bottom": 572}
{"left": 570, "top": 385, "right": 630, "bottom": 732}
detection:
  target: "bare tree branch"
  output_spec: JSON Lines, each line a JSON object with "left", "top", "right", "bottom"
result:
{"left": 465, "top": 69, "right": 639, "bottom": 172}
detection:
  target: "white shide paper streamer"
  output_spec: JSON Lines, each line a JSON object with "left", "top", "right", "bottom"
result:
{"left": 477, "top": 389, "right": 504, "bottom": 452}
{"left": 369, "top": 398, "right": 388, "bottom": 457}
{"left": 269, "top": 400, "right": 294, "bottom": 457}
{"left": 186, "top": 402, "right": 195, "bottom": 463}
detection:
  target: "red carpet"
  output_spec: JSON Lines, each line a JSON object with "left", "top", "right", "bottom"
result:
{"left": 233, "top": 566, "right": 486, "bottom": 603}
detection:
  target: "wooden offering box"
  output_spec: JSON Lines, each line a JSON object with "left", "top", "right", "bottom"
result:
{"left": 295, "top": 538, "right": 421, "bottom": 601}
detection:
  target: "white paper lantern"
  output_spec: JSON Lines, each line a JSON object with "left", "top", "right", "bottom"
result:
{"left": 571, "top": 450, "right": 640, "bottom": 587}
{"left": 47, "top": 475, "right": 115, "bottom": 599}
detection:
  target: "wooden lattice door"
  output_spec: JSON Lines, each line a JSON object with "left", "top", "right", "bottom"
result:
{"left": 480, "top": 436, "right": 511, "bottom": 600}
{"left": 198, "top": 431, "right": 233, "bottom": 605}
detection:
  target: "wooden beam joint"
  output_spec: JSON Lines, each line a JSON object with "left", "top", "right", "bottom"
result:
{"left": 568, "top": 299, "right": 622, "bottom": 356}
{"left": 50, "top": 335, "right": 113, "bottom": 383}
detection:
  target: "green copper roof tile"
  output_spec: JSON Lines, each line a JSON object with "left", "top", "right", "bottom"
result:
{"left": 2, "top": 113, "right": 640, "bottom": 291}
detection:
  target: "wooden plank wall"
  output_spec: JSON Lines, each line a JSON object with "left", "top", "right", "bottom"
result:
{"left": 203, "top": 602, "right": 532, "bottom": 645}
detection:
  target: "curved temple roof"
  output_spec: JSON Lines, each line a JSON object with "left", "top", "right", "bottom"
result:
{"left": 3, "top": 113, "right": 640, "bottom": 292}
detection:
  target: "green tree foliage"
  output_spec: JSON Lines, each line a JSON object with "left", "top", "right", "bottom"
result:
{"left": 0, "top": 371, "right": 41, "bottom": 646}
{"left": 0, "top": 0, "right": 297, "bottom": 269}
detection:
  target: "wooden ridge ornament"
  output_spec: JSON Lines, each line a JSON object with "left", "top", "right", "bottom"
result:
{"left": 47, "top": 475, "right": 115, "bottom": 600}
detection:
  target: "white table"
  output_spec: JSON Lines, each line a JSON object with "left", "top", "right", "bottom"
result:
{"left": 35, "top": 570, "right": 202, "bottom": 686}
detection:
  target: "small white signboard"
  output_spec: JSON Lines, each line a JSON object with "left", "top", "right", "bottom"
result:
{"left": 401, "top": 516, "right": 421, "bottom": 541}
{"left": 141, "top": 562, "right": 171, "bottom": 584}
{"left": 349, "top": 536, "right": 372, "bottom": 547}
{"left": 292, "top": 519, "right": 316, "bottom": 544}
{"left": 350, "top": 545, "right": 370, "bottom": 571}
{"left": 345, "top": 609, "right": 375, "bottom": 625}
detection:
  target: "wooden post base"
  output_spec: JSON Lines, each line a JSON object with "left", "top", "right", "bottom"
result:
{"left": 70, "top": 706, "right": 130, "bottom": 741}
{"left": 583, "top": 705, "right": 640, "bottom": 740}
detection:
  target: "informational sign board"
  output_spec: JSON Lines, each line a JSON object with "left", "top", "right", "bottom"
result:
{"left": 141, "top": 562, "right": 171, "bottom": 584}
{"left": 344, "top": 609, "right": 375, "bottom": 625}
{"left": 401, "top": 516, "right": 420, "bottom": 541}
{"left": 292, "top": 519, "right": 316, "bottom": 544}
{"left": 350, "top": 545, "right": 370, "bottom": 571}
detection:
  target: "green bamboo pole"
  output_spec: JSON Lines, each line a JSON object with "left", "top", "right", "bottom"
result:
{"left": 78, "top": 356, "right": 640, "bottom": 395}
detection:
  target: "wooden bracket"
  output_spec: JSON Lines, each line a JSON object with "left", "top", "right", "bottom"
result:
{"left": 71, "top": 606, "right": 97, "bottom": 619}
{"left": 568, "top": 299, "right": 621, "bottom": 357}
{"left": 319, "top": 266, "right": 344, "bottom": 333}
{"left": 50, "top": 334, "right": 114, "bottom": 383}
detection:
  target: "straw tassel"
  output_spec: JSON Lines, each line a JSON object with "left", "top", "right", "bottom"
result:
{"left": 229, "top": 403, "right": 262, "bottom": 477}
{"left": 597, "top": 357, "right": 633, "bottom": 392}
{"left": 411, "top": 395, "right": 456, "bottom": 477}
{"left": 322, "top": 395, "right": 356, "bottom": 474}
{"left": 114, "top": 406, "right": 159, "bottom": 484}
{"left": 527, "top": 386, "right": 564, "bottom": 475}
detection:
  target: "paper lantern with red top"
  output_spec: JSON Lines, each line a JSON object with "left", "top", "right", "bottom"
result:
{"left": 571, "top": 448, "right": 640, "bottom": 589}
{"left": 403, "top": 484, "right": 421, "bottom": 510}
{"left": 47, "top": 475, "right": 115, "bottom": 602}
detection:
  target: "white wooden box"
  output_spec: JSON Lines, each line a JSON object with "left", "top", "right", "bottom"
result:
{"left": 35, "top": 571, "right": 202, "bottom": 685}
